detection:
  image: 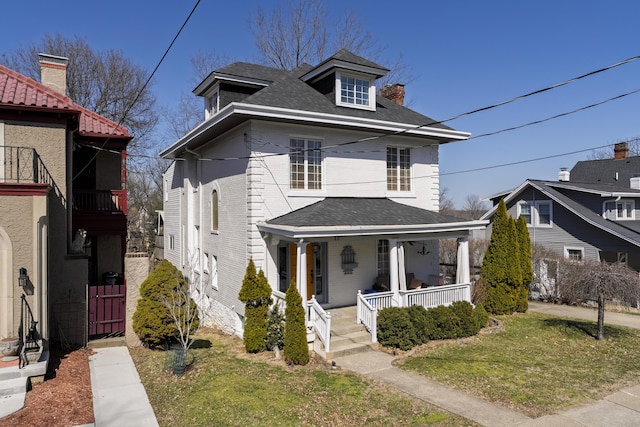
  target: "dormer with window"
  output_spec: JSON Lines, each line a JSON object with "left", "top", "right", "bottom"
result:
{"left": 603, "top": 199, "right": 636, "bottom": 220}
{"left": 204, "top": 85, "right": 220, "bottom": 120}
{"left": 301, "top": 49, "right": 389, "bottom": 112}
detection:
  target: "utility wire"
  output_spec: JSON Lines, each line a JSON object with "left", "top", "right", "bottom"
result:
{"left": 72, "top": 0, "right": 202, "bottom": 181}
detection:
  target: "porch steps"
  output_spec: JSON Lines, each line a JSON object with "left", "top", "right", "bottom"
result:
{"left": 0, "top": 350, "right": 49, "bottom": 419}
{"left": 319, "top": 306, "right": 377, "bottom": 360}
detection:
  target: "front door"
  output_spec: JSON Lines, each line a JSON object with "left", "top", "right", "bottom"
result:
{"left": 286, "top": 243, "right": 326, "bottom": 302}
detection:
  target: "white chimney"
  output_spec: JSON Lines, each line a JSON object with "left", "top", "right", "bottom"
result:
{"left": 558, "top": 167, "right": 570, "bottom": 182}
{"left": 38, "top": 53, "right": 69, "bottom": 95}
{"left": 631, "top": 175, "right": 640, "bottom": 190}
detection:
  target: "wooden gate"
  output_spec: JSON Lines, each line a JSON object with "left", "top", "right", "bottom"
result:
{"left": 88, "top": 284, "right": 126, "bottom": 338}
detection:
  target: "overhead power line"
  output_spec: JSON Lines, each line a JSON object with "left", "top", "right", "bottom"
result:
{"left": 72, "top": 0, "right": 202, "bottom": 181}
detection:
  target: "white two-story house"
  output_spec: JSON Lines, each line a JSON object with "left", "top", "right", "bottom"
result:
{"left": 160, "top": 49, "right": 486, "bottom": 348}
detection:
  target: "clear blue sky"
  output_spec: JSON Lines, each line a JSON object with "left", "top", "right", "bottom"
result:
{"left": 2, "top": 0, "right": 639, "bottom": 207}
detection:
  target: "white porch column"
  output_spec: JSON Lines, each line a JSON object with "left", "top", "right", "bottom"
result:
{"left": 389, "top": 239, "right": 400, "bottom": 306}
{"left": 296, "top": 240, "right": 308, "bottom": 320}
{"left": 456, "top": 237, "right": 471, "bottom": 284}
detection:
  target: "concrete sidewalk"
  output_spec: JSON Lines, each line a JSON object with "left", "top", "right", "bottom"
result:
{"left": 88, "top": 346, "right": 158, "bottom": 427}
{"left": 334, "top": 302, "right": 640, "bottom": 427}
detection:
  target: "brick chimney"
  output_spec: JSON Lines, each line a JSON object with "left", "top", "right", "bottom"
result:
{"left": 380, "top": 83, "right": 405, "bottom": 106}
{"left": 38, "top": 53, "right": 69, "bottom": 95}
{"left": 614, "top": 142, "right": 629, "bottom": 159}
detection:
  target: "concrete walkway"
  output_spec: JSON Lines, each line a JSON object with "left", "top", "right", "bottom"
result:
{"left": 334, "top": 302, "right": 640, "bottom": 427}
{"left": 88, "top": 346, "right": 158, "bottom": 427}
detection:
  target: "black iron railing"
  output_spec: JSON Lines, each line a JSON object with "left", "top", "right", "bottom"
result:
{"left": 17, "top": 294, "right": 40, "bottom": 369}
{"left": 0, "top": 146, "right": 54, "bottom": 185}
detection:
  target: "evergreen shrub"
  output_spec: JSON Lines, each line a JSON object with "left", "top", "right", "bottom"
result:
{"left": 377, "top": 307, "right": 416, "bottom": 350}
{"left": 283, "top": 282, "right": 309, "bottom": 365}
{"left": 132, "top": 259, "right": 199, "bottom": 348}
{"left": 238, "top": 260, "right": 273, "bottom": 353}
{"left": 266, "top": 304, "right": 285, "bottom": 351}
{"left": 406, "top": 305, "right": 432, "bottom": 346}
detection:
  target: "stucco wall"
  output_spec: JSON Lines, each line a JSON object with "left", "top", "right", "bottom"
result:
{"left": 124, "top": 253, "right": 150, "bottom": 347}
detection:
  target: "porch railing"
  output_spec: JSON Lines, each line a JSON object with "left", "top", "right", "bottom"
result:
{"left": 17, "top": 294, "right": 41, "bottom": 369}
{"left": 73, "top": 189, "right": 128, "bottom": 215}
{"left": 0, "top": 146, "right": 54, "bottom": 186}
{"left": 400, "top": 283, "right": 471, "bottom": 308}
{"left": 357, "top": 284, "right": 472, "bottom": 343}
{"left": 356, "top": 290, "right": 394, "bottom": 343}
{"left": 307, "top": 296, "right": 331, "bottom": 352}
{"left": 271, "top": 291, "right": 332, "bottom": 353}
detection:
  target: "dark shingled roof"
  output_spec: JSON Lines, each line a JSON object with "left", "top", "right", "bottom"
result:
{"left": 267, "top": 197, "right": 468, "bottom": 227}
{"left": 570, "top": 156, "right": 640, "bottom": 186}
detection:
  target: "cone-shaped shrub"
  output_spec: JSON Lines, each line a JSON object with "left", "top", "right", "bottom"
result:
{"left": 283, "top": 281, "right": 309, "bottom": 365}
{"left": 133, "top": 259, "right": 199, "bottom": 348}
{"left": 238, "top": 260, "right": 272, "bottom": 353}
{"left": 516, "top": 215, "right": 532, "bottom": 312}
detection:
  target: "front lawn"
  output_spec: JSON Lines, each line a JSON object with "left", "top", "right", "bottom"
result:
{"left": 398, "top": 312, "right": 640, "bottom": 417}
{"left": 131, "top": 329, "right": 475, "bottom": 427}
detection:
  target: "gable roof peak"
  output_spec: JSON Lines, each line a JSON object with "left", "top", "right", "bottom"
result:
{"left": 300, "top": 49, "right": 389, "bottom": 82}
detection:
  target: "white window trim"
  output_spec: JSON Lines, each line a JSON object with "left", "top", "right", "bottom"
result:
{"left": 211, "top": 254, "right": 219, "bottom": 290}
{"left": 288, "top": 136, "right": 325, "bottom": 193}
{"left": 204, "top": 84, "right": 220, "bottom": 120}
{"left": 564, "top": 246, "right": 584, "bottom": 261}
{"left": 335, "top": 71, "right": 376, "bottom": 111}
{"left": 517, "top": 200, "right": 553, "bottom": 228}
{"left": 603, "top": 199, "right": 636, "bottom": 220}
{"left": 210, "top": 184, "right": 220, "bottom": 234}
{"left": 203, "top": 252, "right": 210, "bottom": 274}
{"left": 385, "top": 146, "right": 414, "bottom": 195}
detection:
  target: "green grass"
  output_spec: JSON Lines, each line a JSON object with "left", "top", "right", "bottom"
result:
{"left": 131, "top": 329, "right": 475, "bottom": 427}
{"left": 398, "top": 312, "right": 640, "bottom": 417}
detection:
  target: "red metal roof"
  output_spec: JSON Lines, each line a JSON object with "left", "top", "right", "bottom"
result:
{"left": 0, "top": 64, "right": 131, "bottom": 138}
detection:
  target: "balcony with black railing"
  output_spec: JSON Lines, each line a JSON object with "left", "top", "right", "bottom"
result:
{"left": 0, "top": 146, "right": 54, "bottom": 186}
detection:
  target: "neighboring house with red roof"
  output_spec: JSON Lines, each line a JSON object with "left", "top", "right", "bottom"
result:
{"left": 0, "top": 54, "right": 131, "bottom": 349}
{"left": 160, "top": 49, "right": 487, "bottom": 356}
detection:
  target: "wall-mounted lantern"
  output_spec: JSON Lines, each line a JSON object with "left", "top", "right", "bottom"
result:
{"left": 340, "top": 245, "right": 358, "bottom": 274}
{"left": 18, "top": 268, "right": 29, "bottom": 288}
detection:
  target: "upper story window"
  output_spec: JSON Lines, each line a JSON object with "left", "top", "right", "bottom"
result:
{"left": 387, "top": 147, "right": 411, "bottom": 191}
{"left": 604, "top": 200, "right": 635, "bottom": 220}
{"left": 290, "top": 138, "right": 322, "bottom": 190}
{"left": 205, "top": 87, "right": 220, "bottom": 119}
{"left": 518, "top": 201, "right": 552, "bottom": 227}
{"left": 336, "top": 72, "right": 375, "bottom": 111}
{"left": 211, "top": 189, "right": 219, "bottom": 232}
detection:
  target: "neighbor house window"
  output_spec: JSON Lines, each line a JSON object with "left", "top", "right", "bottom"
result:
{"left": 518, "top": 201, "right": 552, "bottom": 227}
{"left": 290, "top": 138, "right": 322, "bottom": 190}
{"left": 387, "top": 147, "right": 411, "bottom": 191}
{"left": 565, "top": 247, "right": 584, "bottom": 261}
{"left": 377, "top": 239, "right": 390, "bottom": 276}
{"left": 604, "top": 200, "right": 635, "bottom": 220}
{"left": 211, "top": 189, "right": 219, "bottom": 232}
{"left": 336, "top": 72, "right": 375, "bottom": 110}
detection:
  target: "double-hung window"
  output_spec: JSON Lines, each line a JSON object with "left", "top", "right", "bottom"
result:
{"left": 290, "top": 138, "right": 322, "bottom": 190}
{"left": 604, "top": 200, "right": 635, "bottom": 220}
{"left": 387, "top": 147, "right": 411, "bottom": 191}
{"left": 377, "top": 240, "right": 390, "bottom": 276}
{"left": 518, "top": 201, "right": 552, "bottom": 227}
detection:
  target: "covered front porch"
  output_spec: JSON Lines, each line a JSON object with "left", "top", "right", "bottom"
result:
{"left": 258, "top": 198, "right": 487, "bottom": 356}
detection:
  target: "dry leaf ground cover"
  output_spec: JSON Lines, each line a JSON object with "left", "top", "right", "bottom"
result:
{"left": 130, "top": 328, "right": 476, "bottom": 427}
{"left": 398, "top": 312, "right": 640, "bottom": 418}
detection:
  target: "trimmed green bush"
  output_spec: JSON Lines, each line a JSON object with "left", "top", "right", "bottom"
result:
{"left": 451, "top": 301, "right": 480, "bottom": 337}
{"left": 238, "top": 260, "right": 273, "bottom": 353}
{"left": 377, "top": 307, "right": 417, "bottom": 350}
{"left": 406, "top": 305, "right": 432, "bottom": 346}
{"left": 426, "top": 305, "right": 462, "bottom": 340}
{"left": 266, "top": 304, "right": 285, "bottom": 352}
{"left": 474, "top": 302, "right": 489, "bottom": 329}
{"left": 133, "top": 259, "right": 199, "bottom": 348}
{"left": 284, "top": 281, "right": 309, "bottom": 365}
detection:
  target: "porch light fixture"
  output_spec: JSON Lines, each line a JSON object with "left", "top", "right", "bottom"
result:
{"left": 18, "top": 268, "right": 29, "bottom": 288}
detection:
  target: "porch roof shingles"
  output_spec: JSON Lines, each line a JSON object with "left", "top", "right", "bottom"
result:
{"left": 267, "top": 197, "right": 469, "bottom": 227}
